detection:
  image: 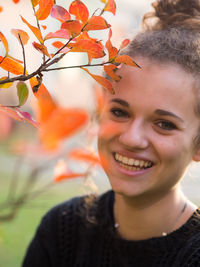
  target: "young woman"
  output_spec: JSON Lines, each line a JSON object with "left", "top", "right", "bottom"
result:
{"left": 22, "top": 0, "right": 200, "bottom": 266}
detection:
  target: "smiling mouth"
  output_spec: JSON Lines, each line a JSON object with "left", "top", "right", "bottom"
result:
{"left": 114, "top": 152, "right": 153, "bottom": 171}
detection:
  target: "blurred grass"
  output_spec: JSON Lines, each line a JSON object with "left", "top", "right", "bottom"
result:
{"left": 0, "top": 167, "right": 87, "bottom": 267}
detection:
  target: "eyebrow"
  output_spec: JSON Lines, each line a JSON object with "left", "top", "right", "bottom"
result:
{"left": 110, "top": 99, "right": 184, "bottom": 123}
{"left": 155, "top": 109, "right": 184, "bottom": 123}
{"left": 110, "top": 98, "right": 129, "bottom": 107}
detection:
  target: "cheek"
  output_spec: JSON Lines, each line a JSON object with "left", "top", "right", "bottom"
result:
{"left": 154, "top": 136, "right": 193, "bottom": 164}
{"left": 98, "top": 120, "right": 123, "bottom": 140}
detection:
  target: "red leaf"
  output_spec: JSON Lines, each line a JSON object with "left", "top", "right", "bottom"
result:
{"left": 106, "top": 29, "right": 118, "bottom": 60}
{"left": 69, "top": 0, "right": 89, "bottom": 24}
{"left": 41, "top": 25, "right": 47, "bottom": 30}
{"left": 11, "top": 29, "right": 30, "bottom": 45}
{"left": 61, "top": 20, "right": 82, "bottom": 37}
{"left": 0, "top": 56, "right": 25, "bottom": 75}
{"left": 0, "top": 105, "right": 37, "bottom": 127}
{"left": 33, "top": 42, "right": 51, "bottom": 57}
{"left": 40, "top": 107, "right": 88, "bottom": 150}
{"left": 104, "top": 0, "right": 116, "bottom": 15}
{"left": 69, "top": 148, "right": 100, "bottom": 165}
{"left": 51, "top": 4, "right": 71, "bottom": 23}
{"left": 0, "top": 105, "right": 23, "bottom": 122}
{"left": 120, "top": 39, "right": 130, "bottom": 50}
{"left": 45, "top": 29, "right": 69, "bottom": 40}
{"left": 81, "top": 67, "right": 114, "bottom": 94}
{"left": 114, "top": 55, "right": 140, "bottom": 67}
{"left": 94, "top": 84, "right": 106, "bottom": 116}
{"left": 54, "top": 172, "right": 85, "bottom": 182}
{"left": 21, "top": 16, "right": 43, "bottom": 44}
{"left": 84, "top": 16, "right": 110, "bottom": 31}
{"left": 29, "top": 77, "right": 56, "bottom": 122}
{"left": 16, "top": 109, "right": 38, "bottom": 127}
{"left": 12, "top": 0, "right": 20, "bottom": 3}
{"left": 52, "top": 41, "right": 70, "bottom": 53}
{"left": 35, "top": 0, "right": 54, "bottom": 20}
{"left": 69, "top": 39, "right": 105, "bottom": 62}
{"left": 104, "top": 64, "right": 121, "bottom": 82}
{"left": 0, "top": 31, "right": 9, "bottom": 54}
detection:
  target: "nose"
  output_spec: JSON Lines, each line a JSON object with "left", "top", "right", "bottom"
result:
{"left": 118, "top": 119, "right": 149, "bottom": 150}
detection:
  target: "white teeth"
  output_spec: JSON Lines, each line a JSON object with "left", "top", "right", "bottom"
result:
{"left": 122, "top": 157, "right": 129, "bottom": 164}
{"left": 128, "top": 158, "right": 134, "bottom": 165}
{"left": 135, "top": 160, "right": 140, "bottom": 166}
{"left": 144, "top": 162, "right": 148, "bottom": 168}
{"left": 114, "top": 153, "right": 153, "bottom": 169}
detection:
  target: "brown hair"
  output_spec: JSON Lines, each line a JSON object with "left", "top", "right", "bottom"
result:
{"left": 126, "top": 0, "right": 200, "bottom": 75}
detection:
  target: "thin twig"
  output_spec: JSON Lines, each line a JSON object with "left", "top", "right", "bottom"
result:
{"left": 0, "top": 60, "right": 110, "bottom": 85}
{"left": 43, "top": 61, "right": 111, "bottom": 71}
{"left": 18, "top": 33, "right": 26, "bottom": 75}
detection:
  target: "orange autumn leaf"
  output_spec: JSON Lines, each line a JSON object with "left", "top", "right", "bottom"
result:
{"left": 45, "top": 29, "right": 69, "bottom": 40}
{"left": 69, "top": 148, "right": 100, "bottom": 165}
{"left": 69, "top": 39, "right": 105, "bottom": 63}
{"left": 84, "top": 16, "right": 110, "bottom": 31}
{"left": 12, "top": 0, "right": 20, "bottom": 3}
{"left": 11, "top": 29, "right": 30, "bottom": 45}
{"left": 0, "top": 56, "right": 25, "bottom": 75}
{"left": 114, "top": 55, "right": 140, "bottom": 67}
{"left": 120, "top": 39, "right": 130, "bottom": 50}
{"left": 94, "top": 84, "right": 106, "bottom": 116}
{"left": 81, "top": 67, "right": 114, "bottom": 94}
{"left": 104, "top": 0, "right": 116, "bottom": 15}
{"left": 106, "top": 29, "right": 118, "bottom": 60}
{"left": 33, "top": 42, "right": 51, "bottom": 57}
{"left": 41, "top": 25, "right": 47, "bottom": 30}
{"left": 40, "top": 107, "right": 88, "bottom": 150}
{"left": 54, "top": 172, "right": 86, "bottom": 182}
{"left": 104, "top": 64, "right": 121, "bottom": 82}
{"left": 35, "top": 0, "right": 54, "bottom": 20}
{"left": 21, "top": 16, "right": 43, "bottom": 44}
{"left": 52, "top": 41, "right": 70, "bottom": 53}
{"left": 0, "top": 6, "right": 3, "bottom": 12}
{"left": 0, "top": 32, "right": 9, "bottom": 54}
{"left": 7, "top": 55, "right": 23, "bottom": 64}
{"left": 50, "top": 4, "right": 71, "bottom": 23}
{"left": 69, "top": 0, "right": 89, "bottom": 24}
{"left": 61, "top": 20, "right": 82, "bottom": 37}
{"left": 29, "top": 77, "right": 56, "bottom": 122}
{"left": 32, "top": 0, "right": 39, "bottom": 7}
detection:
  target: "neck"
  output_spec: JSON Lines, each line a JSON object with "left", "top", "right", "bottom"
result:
{"left": 113, "top": 187, "right": 195, "bottom": 240}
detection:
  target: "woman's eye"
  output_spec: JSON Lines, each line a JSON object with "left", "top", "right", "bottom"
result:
{"left": 110, "top": 108, "right": 129, "bottom": 118}
{"left": 157, "top": 120, "right": 177, "bottom": 131}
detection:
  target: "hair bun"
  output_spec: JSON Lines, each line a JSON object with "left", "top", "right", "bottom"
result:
{"left": 143, "top": 0, "right": 200, "bottom": 31}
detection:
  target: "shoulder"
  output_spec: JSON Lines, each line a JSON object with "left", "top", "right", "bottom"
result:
{"left": 173, "top": 209, "right": 200, "bottom": 267}
{"left": 39, "top": 189, "right": 114, "bottom": 233}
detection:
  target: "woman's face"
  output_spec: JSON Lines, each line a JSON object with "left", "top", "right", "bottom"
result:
{"left": 98, "top": 57, "right": 200, "bottom": 199}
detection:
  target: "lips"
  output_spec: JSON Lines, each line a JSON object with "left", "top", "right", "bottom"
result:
{"left": 114, "top": 152, "right": 153, "bottom": 170}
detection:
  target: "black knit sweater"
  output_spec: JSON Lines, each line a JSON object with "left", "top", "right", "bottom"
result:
{"left": 22, "top": 190, "right": 200, "bottom": 267}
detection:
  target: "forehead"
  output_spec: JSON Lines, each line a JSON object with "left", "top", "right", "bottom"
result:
{"left": 106, "top": 58, "right": 197, "bottom": 114}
